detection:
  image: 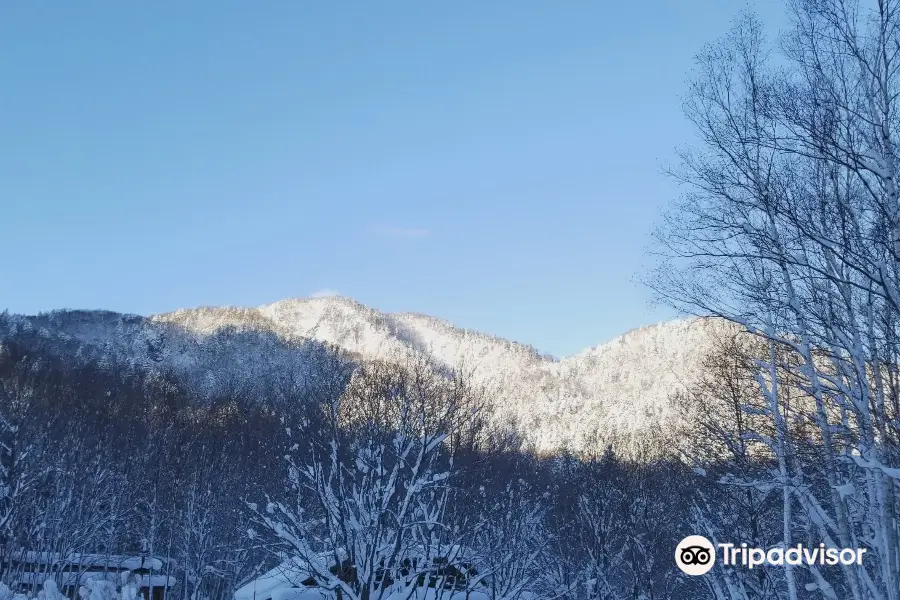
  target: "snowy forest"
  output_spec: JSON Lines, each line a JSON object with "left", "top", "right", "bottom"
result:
{"left": 4, "top": 0, "right": 900, "bottom": 598}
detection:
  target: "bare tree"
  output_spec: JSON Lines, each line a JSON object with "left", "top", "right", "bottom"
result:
{"left": 251, "top": 361, "right": 475, "bottom": 600}
{"left": 465, "top": 478, "right": 548, "bottom": 600}
{"left": 654, "top": 2, "right": 900, "bottom": 597}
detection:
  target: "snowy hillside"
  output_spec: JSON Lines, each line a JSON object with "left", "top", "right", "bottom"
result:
{"left": 154, "top": 297, "right": 731, "bottom": 451}
{"left": 0, "top": 296, "right": 733, "bottom": 452}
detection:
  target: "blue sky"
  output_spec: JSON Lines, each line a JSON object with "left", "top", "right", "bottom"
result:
{"left": 0, "top": 1, "right": 787, "bottom": 358}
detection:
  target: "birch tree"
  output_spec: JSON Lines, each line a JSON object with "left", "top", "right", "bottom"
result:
{"left": 654, "top": 2, "right": 900, "bottom": 597}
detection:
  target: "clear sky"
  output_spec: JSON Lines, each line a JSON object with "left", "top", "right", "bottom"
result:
{"left": 0, "top": 1, "right": 788, "bottom": 358}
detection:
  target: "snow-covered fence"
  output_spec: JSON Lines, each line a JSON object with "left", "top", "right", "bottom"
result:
{"left": 0, "top": 554, "right": 173, "bottom": 600}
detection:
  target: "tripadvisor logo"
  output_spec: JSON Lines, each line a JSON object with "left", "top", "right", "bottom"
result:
{"left": 675, "top": 535, "right": 716, "bottom": 575}
{"left": 675, "top": 535, "right": 868, "bottom": 576}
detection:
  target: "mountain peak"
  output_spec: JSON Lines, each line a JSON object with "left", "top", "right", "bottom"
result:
{"left": 151, "top": 295, "right": 725, "bottom": 451}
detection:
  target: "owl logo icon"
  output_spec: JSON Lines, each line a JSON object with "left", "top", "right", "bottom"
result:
{"left": 676, "top": 535, "right": 716, "bottom": 575}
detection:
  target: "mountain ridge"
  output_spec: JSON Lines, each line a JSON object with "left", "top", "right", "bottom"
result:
{"left": 157, "top": 295, "right": 687, "bottom": 362}
{"left": 1, "top": 296, "right": 732, "bottom": 452}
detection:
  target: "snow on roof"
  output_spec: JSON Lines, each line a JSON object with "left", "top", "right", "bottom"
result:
{"left": 234, "top": 559, "right": 319, "bottom": 600}
{"left": 269, "top": 588, "right": 327, "bottom": 600}
{"left": 13, "top": 573, "right": 174, "bottom": 589}
{"left": 14, "top": 552, "right": 165, "bottom": 572}
{"left": 235, "top": 547, "right": 481, "bottom": 600}
{"left": 238, "top": 582, "right": 488, "bottom": 600}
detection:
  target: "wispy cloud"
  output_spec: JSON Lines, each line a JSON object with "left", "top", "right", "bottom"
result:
{"left": 310, "top": 288, "right": 340, "bottom": 298}
{"left": 370, "top": 225, "right": 430, "bottom": 239}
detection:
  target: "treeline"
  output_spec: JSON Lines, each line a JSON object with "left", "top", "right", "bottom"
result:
{"left": 0, "top": 339, "right": 291, "bottom": 600}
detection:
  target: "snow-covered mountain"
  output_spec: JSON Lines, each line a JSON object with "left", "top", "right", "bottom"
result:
{"left": 0, "top": 296, "right": 735, "bottom": 452}
{"left": 153, "top": 297, "right": 734, "bottom": 451}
